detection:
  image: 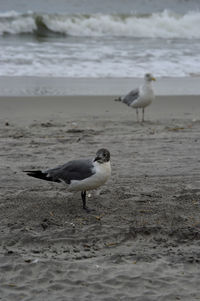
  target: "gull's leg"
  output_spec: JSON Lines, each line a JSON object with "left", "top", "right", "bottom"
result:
{"left": 142, "top": 108, "right": 145, "bottom": 122}
{"left": 81, "top": 190, "right": 87, "bottom": 210}
{"left": 136, "top": 108, "right": 139, "bottom": 122}
{"left": 81, "top": 190, "right": 94, "bottom": 212}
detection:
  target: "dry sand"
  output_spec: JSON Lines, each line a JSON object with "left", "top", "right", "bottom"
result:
{"left": 0, "top": 95, "right": 200, "bottom": 300}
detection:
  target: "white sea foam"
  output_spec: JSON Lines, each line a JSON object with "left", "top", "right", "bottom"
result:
{"left": 0, "top": 10, "right": 21, "bottom": 18}
{"left": 0, "top": 10, "right": 200, "bottom": 78}
{"left": 0, "top": 10, "right": 200, "bottom": 39}
{"left": 1, "top": 43, "right": 200, "bottom": 78}
{"left": 47, "top": 10, "right": 200, "bottom": 39}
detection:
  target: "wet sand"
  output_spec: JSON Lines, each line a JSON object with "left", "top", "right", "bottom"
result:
{"left": 0, "top": 95, "right": 200, "bottom": 300}
{"left": 1, "top": 76, "right": 200, "bottom": 96}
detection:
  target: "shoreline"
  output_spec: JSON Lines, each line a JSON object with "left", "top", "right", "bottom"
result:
{"left": 0, "top": 76, "right": 200, "bottom": 96}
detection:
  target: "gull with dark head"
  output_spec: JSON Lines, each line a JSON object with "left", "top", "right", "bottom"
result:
{"left": 115, "top": 73, "right": 156, "bottom": 122}
{"left": 24, "top": 148, "right": 111, "bottom": 212}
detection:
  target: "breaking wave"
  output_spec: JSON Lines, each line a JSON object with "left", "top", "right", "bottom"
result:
{"left": 0, "top": 10, "right": 200, "bottom": 39}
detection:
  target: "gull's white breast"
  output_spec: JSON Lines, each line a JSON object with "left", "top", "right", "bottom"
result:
{"left": 68, "top": 161, "right": 111, "bottom": 192}
{"left": 131, "top": 85, "right": 154, "bottom": 108}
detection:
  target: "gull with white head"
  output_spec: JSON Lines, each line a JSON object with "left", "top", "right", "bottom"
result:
{"left": 115, "top": 73, "right": 156, "bottom": 122}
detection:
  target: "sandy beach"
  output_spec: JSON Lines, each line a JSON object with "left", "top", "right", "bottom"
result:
{"left": 1, "top": 94, "right": 200, "bottom": 300}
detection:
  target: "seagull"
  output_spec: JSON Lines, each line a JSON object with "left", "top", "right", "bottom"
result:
{"left": 24, "top": 148, "right": 111, "bottom": 212}
{"left": 115, "top": 73, "right": 156, "bottom": 122}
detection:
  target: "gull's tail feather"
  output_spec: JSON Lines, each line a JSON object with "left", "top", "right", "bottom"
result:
{"left": 114, "top": 97, "right": 122, "bottom": 102}
{"left": 24, "top": 170, "right": 61, "bottom": 183}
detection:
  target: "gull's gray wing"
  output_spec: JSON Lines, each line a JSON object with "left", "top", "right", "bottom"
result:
{"left": 122, "top": 88, "right": 140, "bottom": 106}
{"left": 46, "top": 159, "right": 95, "bottom": 184}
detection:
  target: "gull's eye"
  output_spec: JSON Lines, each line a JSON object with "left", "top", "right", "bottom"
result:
{"left": 103, "top": 152, "right": 107, "bottom": 157}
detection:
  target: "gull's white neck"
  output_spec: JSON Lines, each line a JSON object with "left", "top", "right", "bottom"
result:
{"left": 144, "top": 80, "right": 153, "bottom": 87}
{"left": 142, "top": 80, "right": 153, "bottom": 93}
{"left": 94, "top": 160, "right": 111, "bottom": 175}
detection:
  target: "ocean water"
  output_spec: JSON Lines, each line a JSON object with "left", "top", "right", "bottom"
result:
{"left": 0, "top": 0, "right": 200, "bottom": 78}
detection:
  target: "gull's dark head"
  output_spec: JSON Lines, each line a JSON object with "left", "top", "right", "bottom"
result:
{"left": 145, "top": 73, "right": 156, "bottom": 82}
{"left": 94, "top": 148, "right": 110, "bottom": 164}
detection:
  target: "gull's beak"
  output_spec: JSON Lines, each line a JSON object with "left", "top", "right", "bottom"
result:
{"left": 94, "top": 155, "right": 101, "bottom": 162}
{"left": 151, "top": 77, "right": 156, "bottom": 81}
